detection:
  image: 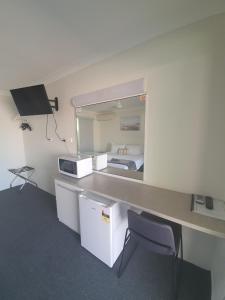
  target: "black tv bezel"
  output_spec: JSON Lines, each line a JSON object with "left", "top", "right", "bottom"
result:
{"left": 10, "top": 84, "right": 53, "bottom": 116}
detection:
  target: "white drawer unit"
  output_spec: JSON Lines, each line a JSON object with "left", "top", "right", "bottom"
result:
{"left": 55, "top": 179, "right": 82, "bottom": 233}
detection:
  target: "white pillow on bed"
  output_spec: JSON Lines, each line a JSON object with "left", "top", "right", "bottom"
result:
{"left": 126, "top": 144, "right": 143, "bottom": 155}
{"left": 111, "top": 144, "right": 125, "bottom": 153}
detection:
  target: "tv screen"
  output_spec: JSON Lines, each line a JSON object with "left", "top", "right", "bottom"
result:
{"left": 10, "top": 84, "right": 53, "bottom": 116}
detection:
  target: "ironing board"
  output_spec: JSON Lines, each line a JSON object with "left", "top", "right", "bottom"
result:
{"left": 8, "top": 166, "right": 38, "bottom": 191}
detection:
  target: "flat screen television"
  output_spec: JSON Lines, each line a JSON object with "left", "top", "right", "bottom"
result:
{"left": 10, "top": 84, "right": 53, "bottom": 116}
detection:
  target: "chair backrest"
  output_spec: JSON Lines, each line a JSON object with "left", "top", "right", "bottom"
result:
{"left": 128, "top": 210, "right": 176, "bottom": 256}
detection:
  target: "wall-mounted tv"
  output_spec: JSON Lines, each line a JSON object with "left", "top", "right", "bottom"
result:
{"left": 10, "top": 84, "right": 53, "bottom": 116}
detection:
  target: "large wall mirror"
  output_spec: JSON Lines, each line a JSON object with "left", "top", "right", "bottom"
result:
{"left": 75, "top": 94, "right": 146, "bottom": 181}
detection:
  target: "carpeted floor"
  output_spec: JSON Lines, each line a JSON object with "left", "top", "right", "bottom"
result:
{"left": 0, "top": 184, "right": 211, "bottom": 300}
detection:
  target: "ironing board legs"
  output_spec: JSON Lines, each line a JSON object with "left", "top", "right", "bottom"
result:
{"left": 9, "top": 168, "right": 37, "bottom": 191}
{"left": 10, "top": 176, "right": 18, "bottom": 188}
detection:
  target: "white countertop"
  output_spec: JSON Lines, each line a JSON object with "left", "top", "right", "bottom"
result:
{"left": 55, "top": 173, "right": 225, "bottom": 239}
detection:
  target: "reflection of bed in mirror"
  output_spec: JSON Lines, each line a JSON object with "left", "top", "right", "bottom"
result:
{"left": 107, "top": 144, "right": 144, "bottom": 171}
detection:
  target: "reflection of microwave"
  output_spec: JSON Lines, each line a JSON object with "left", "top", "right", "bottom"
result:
{"left": 83, "top": 152, "right": 107, "bottom": 171}
{"left": 58, "top": 155, "right": 93, "bottom": 178}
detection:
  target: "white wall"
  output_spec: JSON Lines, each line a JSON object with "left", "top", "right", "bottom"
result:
{"left": 182, "top": 227, "right": 216, "bottom": 270}
{"left": 78, "top": 117, "right": 94, "bottom": 152}
{"left": 23, "top": 110, "right": 76, "bottom": 193}
{"left": 22, "top": 12, "right": 225, "bottom": 283}
{"left": 0, "top": 95, "right": 26, "bottom": 190}
{"left": 94, "top": 108, "right": 145, "bottom": 152}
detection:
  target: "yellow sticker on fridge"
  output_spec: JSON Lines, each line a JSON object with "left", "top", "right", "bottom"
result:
{"left": 102, "top": 210, "right": 110, "bottom": 223}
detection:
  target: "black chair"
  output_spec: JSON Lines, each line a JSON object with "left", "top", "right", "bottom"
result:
{"left": 118, "top": 210, "right": 183, "bottom": 299}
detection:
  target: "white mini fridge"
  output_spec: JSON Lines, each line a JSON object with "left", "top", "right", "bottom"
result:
{"left": 79, "top": 192, "right": 128, "bottom": 268}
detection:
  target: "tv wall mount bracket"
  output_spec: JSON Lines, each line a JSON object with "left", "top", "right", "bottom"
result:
{"left": 49, "top": 97, "right": 58, "bottom": 111}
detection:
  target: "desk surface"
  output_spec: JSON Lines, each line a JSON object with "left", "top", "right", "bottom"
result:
{"left": 55, "top": 173, "right": 225, "bottom": 239}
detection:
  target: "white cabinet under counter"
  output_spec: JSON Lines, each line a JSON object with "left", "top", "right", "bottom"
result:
{"left": 55, "top": 177, "right": 83, "bottom": 234}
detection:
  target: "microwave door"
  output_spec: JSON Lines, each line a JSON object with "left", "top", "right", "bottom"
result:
{"left": 59, "top": 159, "right": 77, "bottom": 175}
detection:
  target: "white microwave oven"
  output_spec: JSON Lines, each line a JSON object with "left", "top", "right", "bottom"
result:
{"left": 58, "top": 155, "right": 93, "bottom": 178}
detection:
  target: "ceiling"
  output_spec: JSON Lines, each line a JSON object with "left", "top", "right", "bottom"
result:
{"left": 0, "top": 0, "right": 225, "bottom": 90}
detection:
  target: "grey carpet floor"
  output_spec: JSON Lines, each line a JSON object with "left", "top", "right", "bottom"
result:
{"left": 0, "top": 184, "right": 211, "bottom": 300}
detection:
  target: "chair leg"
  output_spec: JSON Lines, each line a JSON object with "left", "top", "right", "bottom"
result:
{"left": 171, "top": 255, "right": 178, "bottom": 300}
{"left": 180, "top": 233, "right": 183, "bottom": 262}
{"left": 173, "top": 232, "right": 183, "bottom": 300}
{"left": 117, "top": 228, "right": 131, "bottom": 278}
{"left": 176, "top": 233, "right": 183, "bottom": 299}
{"left": 178, "top": 232, "right": 183, "bottom": 282}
